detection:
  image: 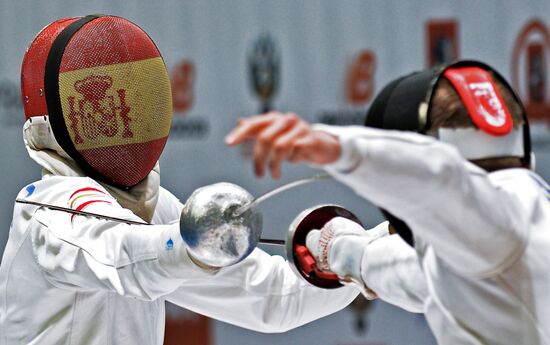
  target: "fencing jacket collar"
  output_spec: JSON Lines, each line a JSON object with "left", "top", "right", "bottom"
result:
{"left": 22, "top": 116, "right": 160, "bottom": 222}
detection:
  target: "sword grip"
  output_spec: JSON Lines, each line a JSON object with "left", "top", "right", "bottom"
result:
{"left": 294, "top": 245, "right": 340, "bottom": 281}
{"left": 287, "top": 204, "right": 362, "bottom": 289}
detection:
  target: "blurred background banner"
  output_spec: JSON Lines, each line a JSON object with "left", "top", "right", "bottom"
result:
{"left": 1, "top": 1, "right": 550, "bottom": 344}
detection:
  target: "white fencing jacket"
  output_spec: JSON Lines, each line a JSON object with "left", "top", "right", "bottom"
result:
{"left": 317, "top": 124, "right": 550, "bottom": 345}
{"left": 0, "top": 173, "right": 359, "bottom": 343}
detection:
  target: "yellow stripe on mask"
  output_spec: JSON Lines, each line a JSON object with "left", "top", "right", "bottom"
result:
{"left": 58, "top": 57, "right": 172, "bottom": 150}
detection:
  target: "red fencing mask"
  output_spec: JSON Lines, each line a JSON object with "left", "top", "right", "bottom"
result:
{"left": 21, "top": 15, "right": 172, "bottom": 188}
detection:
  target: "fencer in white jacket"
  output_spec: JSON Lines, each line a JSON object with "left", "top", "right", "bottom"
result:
{"left": 315, "top": 124, "right": 550, "bottom": 345}
{"left": 0, "top": 117, "right": 361, "bottom": 345}
{"left": 225, "top": 61, "right": 550, "bottom": 344}
{"left": 0, "top": 14, "right": 364, "bottom": 345}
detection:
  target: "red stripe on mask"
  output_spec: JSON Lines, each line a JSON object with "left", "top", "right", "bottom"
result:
{"left": 59, "top": 16, "right": 161, "bottom": 72}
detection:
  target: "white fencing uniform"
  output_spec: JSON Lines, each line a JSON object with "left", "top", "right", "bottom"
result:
{"left": 0, "top": 124, "right": 359, "bottom": 344}
{"left": 316, "top": 124, "right": 550, "bottom": 345}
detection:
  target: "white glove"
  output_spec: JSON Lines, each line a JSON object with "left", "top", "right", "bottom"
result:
{"left": 306, "top": 217, "right": 389, "bottom": 298}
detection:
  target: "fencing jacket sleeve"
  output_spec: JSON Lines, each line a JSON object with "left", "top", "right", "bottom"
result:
{"left": 314, "top": 124, "right": 528, "bottom": 278}
{"left": 166, "top": 248, "right": 360, "bottom": 333}
{"left": 155, "top": 189, "right": 360, "bottom": 333}
{"left": 24, "top": 178, "right": 359, "bottom": 333}
{"left": 24, "top": 176, "right": 215, "bottom": 301}
{"left": 349, "top": 234, "right": 427, "bottom": 313}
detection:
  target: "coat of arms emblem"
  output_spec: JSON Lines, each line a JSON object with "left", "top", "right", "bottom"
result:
{"left": 67, "top": 75, "right": 132, "bottom": 144}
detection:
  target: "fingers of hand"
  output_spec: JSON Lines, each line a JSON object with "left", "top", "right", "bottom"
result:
{"left": 324, "top": 216, "right": 366, "bottom": 237}
{"left": 268, "top": 120, "right": 311, "bottom": 179}
{"left": 305, "top": 228, "right": 334, "bottom": 272}
{"left": 225, "top": 112, "right": 313, "bottom": 178}
{"left": 305, "top": 229, "right": 322, "bottom": 259}
{"left": 224, "top": 112, "right": 284, "bottom": 145}
{"left": 252, "top": 113, "right": 302, "bottom": 177}
{"left": 288, "top": 136, "right": 316, "bottom": 163}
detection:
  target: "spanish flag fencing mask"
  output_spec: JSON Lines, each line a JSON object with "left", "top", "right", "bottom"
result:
{"left": 21, "top": 15, "right": 172, "bottom": 188}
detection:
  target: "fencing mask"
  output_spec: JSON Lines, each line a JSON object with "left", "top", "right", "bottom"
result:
{"left": 21, "top": 15, "right": 172, "bottom": 188}
{"left": 364, "top": 60, "right": 531, "bottom": 246}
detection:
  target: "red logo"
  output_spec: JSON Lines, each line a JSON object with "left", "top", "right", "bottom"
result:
{"left": 444, "top": 67, "right": 513, "bottom": 136}
{"left": 345, "top": 50, "right": 376, "bottom": 105}
{"left": 426, "top": 20, "right": 459, "bottom": 68}
{"left": 171, "top": 60, "right": 195, "bottom": 115}
{"left": 512, "top": 19, "right": 550, "bottom": 125}
{"left": 68, "top": 75, "right": 132, "bottom": 144}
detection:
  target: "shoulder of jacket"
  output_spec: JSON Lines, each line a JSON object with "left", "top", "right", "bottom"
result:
{"left": 490, "top": 168, "right": 548, "bottom": 205}
{"left": 17, "top": 176, "right": 112, "bottom": 205}
{"left": 489, "top": 169, "right": 540, "bottom": 189}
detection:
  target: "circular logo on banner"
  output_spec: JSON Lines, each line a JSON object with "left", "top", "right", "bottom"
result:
{"left": 512, "top": 19, "right": 550, "bottom": 125}
{"left": 67, "top": 75, "right": 133, "bottom": 144}
{"left": 248, "top": 33, "right": 280, "bottom": 113}
{"left": 345, "top": 50, "right": 376, "bottom": 105}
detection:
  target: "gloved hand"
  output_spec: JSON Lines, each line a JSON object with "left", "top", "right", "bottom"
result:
{"left": 305, "top": 217, "right": 389, "bottom": 298}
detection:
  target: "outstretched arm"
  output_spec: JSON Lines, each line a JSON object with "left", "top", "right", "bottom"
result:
{"left": 166, "top": 248, "right": 359, "bottom": 333}
{"left": 305, "top": 218, "right": 427, "bottom": 313}
{"left": 25, "top": 178, "right": 207, "bottom": 301}
{"left": 316, "top": 124, "right": 528, "bottom": 277}
{"left": 226, "top": 112, "right": 528, "bottom": 277}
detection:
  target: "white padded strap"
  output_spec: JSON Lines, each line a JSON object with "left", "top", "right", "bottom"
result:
{"left": 438, "top": 127, "right": 524, "bottom": 160}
